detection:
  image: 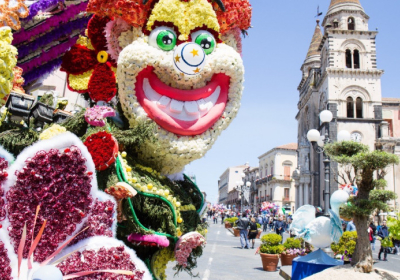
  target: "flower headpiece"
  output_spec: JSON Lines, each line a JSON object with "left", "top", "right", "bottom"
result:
{"left": 87, "top": 0, "right": 252, "bottom": 34}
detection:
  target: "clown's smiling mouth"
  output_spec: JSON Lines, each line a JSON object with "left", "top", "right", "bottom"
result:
{"left": 135, "top": 67, "right": 230, "bottom": 136}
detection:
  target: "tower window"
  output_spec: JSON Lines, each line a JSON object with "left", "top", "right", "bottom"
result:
{"left": 346, "top": 49, "right": 352, "bottom": 68}
{"left": 347, "top": 97, "right": 354, "bottom": 118}
{"left": 356, "top": 97, "right": 363, "bottom": 118}
{"left": 348, "top": 17, "right": 355, "bottom": 30}
{"left": 333, "top": 19, "right": 338, "bottom": 28}
{"left": 353, "top": 49, "right": 360, "bottom": 69}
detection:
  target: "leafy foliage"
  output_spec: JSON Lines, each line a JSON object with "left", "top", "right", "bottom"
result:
{"left": 0, "top": 128, "right": 38, "bottom": 156}
{"left": 259, "top": 233, "right": 284, "bottom": 254}
{"left": 331, "top": 231, "right": 357, "bottom": 261}
{"left": 283, "top": 238, "right": 301, "bottom": 250}
{"left": 224, "top": 217, "right": 238, "bottom": 225}
{"left": 381, "top": 237, "right": 393, "bottom": 248}
{"left": 387, "top": 213, "right": 400, "bottom": 241}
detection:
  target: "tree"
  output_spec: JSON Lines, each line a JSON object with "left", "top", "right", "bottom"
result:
{"left": 324, "top": 141, "right": 399, "bottom": 273}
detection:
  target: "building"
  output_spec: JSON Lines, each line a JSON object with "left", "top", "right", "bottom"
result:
{"left": 244, "top": 167, "right": 259, "bottom": 213}
{"left": 295, "top": 0, "right": 400, "bottom": 209}
{"left": 255, "top": 143, "right": 297, "bottom": 213}
{"left": 218, "top": 164, "right": 249, "bottom": 210}
{"left": 376, "top": 98, "right": 400, "bottom": 209}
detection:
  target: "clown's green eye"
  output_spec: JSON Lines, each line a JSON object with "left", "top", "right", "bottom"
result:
{"left": 149, "top": 26, "right": 177, "bottom": 51}
{"left": 192, "top": 31, "right": 216, "bottom": 55}
{"left": 157, "top": 30, "right": 176, "bottom": 51}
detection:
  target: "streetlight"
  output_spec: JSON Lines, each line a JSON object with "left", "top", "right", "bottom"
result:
{"left": 307, "top": 109, "right": 350, "bottom": 216}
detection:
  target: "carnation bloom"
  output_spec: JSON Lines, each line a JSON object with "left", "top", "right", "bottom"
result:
{"left": 60, "top": 15, "right": 117, "bottom": 103}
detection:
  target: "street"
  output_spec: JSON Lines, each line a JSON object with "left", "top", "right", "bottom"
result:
{"left": 166, "top": 220, "right": 400, "bottom": 279}
{"left": 166, "top": 220, "right": 283, "bottom": 280}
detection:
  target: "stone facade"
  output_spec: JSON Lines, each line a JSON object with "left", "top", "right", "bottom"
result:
{"left": 244, "top": 167, "right": 259, "bottom": 213}
{"left": 255, "top": 144, "right": 297, "bottom": 213}
{"left": 296, "top": 0, "right": 400, "bottom": 209}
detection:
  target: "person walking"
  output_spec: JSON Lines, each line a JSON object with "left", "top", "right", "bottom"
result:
{"left": 235, "top": 212, "right": 250, "bottom": 249}
{"left": 262, "top": 215, "right": 268, "bottom": 232}
{"left": 213, "top": 212, "right": 218, "bottom": 224}
{"left": 346, "top": 220, "right": 356, "bottom": 232}
{"left": 248, "top": 217, "right": 258, "bottom": 249}
{"left": 269, "top": 216, "right": 274, "bottom": 232}
{"left": 369, "top": 221, "right": 376, "bottom": 251}
{"left": 220, "top": 212, "right": 225, "bottom": 225}
{"left": 275, "top": 216, "right": 286, "bottom": 241}
{"left": 378, "top": 221, "right": 389, "bottom": 261}
{"left": 257, "top": 215, "right": 263, "bottom": 226}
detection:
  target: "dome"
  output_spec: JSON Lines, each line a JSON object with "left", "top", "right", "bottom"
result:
{"left": 326, "top": 0, "right": 364, "bottom": 16}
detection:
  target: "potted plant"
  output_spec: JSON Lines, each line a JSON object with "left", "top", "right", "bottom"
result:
{"left": 257, "top": 233, "right": 284, "bottom": 271}
{"left": 256, "top": 223, "right": 262, "bottom": 239}
{"left": 224, "top": 217, "right": 237, "bottom": 229}
{"left": 281, "top": 238, "right": 306, "bottom": 266}
{"left": 331, "top": 231, "right": 357, "bottom": 263}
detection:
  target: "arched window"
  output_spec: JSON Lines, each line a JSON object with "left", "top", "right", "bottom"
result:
{"left": 346, "top": 49, "right": 352, "bottom": 68}
{"left": 347, "top": 97, "right": 354, "bottom": 118}
{"left": 348, "top": 17, "right": 355, "bottom": 30}
{"left": 356, "top": 97, "right": 363, "bottom": 118}
{"left": 353, "top": 49, "right": 360, "bottom": 69}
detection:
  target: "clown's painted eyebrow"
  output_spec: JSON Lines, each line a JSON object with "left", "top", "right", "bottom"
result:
{"left": 142, "top": 0, "right": 226, "bottom": 12}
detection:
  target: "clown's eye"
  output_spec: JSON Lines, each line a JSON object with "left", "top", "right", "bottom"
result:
{"left": 149, "top": 27, "right": 177, "bottom": 51}
{"left": 192, "top": 30, "right": 216, "bottom": 55}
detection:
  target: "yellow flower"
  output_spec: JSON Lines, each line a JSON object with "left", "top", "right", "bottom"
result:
{"left": 39, "top": 124, "right": 67, "bottom": 140}
{"left": 146, "top": 0, "right": 220, "bottom": 41}
{"left": 68, "top": 70, "right": 93, "bottom": 91}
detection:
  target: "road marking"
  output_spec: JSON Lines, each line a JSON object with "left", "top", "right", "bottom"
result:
{"left": 211, "top": 243, "right": 216, "bottom": 253}
{"left": 202, "top": 269, "right": 210, "bottom": 280}
{"left": 217, "top": 231, "right": 220, "bottom": 235}
{"left": 208, "top": 257, "right": 213, "bottom": 265}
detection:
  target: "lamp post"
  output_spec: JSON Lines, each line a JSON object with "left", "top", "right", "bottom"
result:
{"left": 235, "top": 172, "right": 251, "bottom": 213}
{"left": 306, "top": 110, "right": 350, "bottom": 216}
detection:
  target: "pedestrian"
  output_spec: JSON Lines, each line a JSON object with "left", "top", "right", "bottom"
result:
{"left": 257, "top": 215, "right": 263, "bottom": 225}
{"left": 369, "top": 221, "right": 376, "bottom": 251}
{"left": 221, "top": 212, "right": 225, "bottom": 225}
{"left": 393, "top": 239, "right": 400, "bottom": 255}
{"left": 235, "top": 212, "right": 250, "bottom": 249}
{"left": 248, "top": 217, "right": 258, "bottom": 249}
{"left": 269, "top": 217, "right": 274, "bottom": 231}
{"left": 275, "top": 216, "right": 286, "bottom": 241}
{"left": 213, "top": 212, "right": 218, "bottom": 224}
{"left": 346, "top": 220, "right": 356, "bottom": 232}
{"left": 378, "top": 221, "right": 389, "bottom": 261}
{"left": 262, "top": 215, "right": 268, "bottom": 232}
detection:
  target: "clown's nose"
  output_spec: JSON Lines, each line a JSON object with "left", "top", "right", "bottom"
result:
{"left": 173, "top": 42, "right": 206, "bottom": 76}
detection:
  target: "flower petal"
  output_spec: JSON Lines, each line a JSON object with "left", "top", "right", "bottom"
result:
{"left": 87, "top": 15, "right": 111, "bottom": 52}
{"left": 67, "top": 70, "right": 94, "bottom": 93}
{"left": 61, "top": 45, "right": 97, "bottom": 75}
{"left": 88, "top": 63, "right": 116, "bottom": 102}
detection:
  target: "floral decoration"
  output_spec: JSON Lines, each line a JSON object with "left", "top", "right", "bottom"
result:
{"left": 146, "top": 0, "right": 220, "bottom": 41}
{"left": 151, "top": 248, "right": 175, "bottom": 280}
{"left": 0, "top": 157, "right": 8, "bottom": 222}
{"left": 6, "top": 146, "right": 93, "bottom": 262}
{"left": 39, "top": 124, "right": 68, "bottom": 140}
{"left": 61, "top": 15, "right": 117, "bottom": 102}
{"left": 282, "top": 248, "right": 306, "bottom": 256}
{"left": 213, "top": 0, "right": 252, "bottom": 34}
{"left": 175, "top": 232, "right": 206, "bottom": 267}
{"left": 11, "top": 66, "right": 25, "bottom": 94}
{"left": 105, "top": 18, "right": 133, "bottom": 61}
{"left": 127, "top": 233, "right": 170, "bottom": 248}
{"left": 84, "top": 105, "right": 116, "bottom": 127}
{"left": 84, "top": 131, "right": 119, "bottom": 171}
{"left": 0, "top": 27, "right": 17, "bottom": 98}
{"left": 87, "top": 0, "right": 155, "bottom": 28}
{"left": 0, "top": 0, "right": 29, "bottom": 30}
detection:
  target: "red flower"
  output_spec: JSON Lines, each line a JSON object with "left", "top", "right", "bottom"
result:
{"left": 61, "top": 15, "right": 117, "bottom": 103}
{"left": 84, "top": 131, "right": 119, "bottom": 171}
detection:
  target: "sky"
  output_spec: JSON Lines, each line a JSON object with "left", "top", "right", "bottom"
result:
{"left": 184, "top": 0, "right": 400, "bottom": 204}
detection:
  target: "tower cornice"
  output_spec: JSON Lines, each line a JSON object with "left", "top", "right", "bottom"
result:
{"left": 322, "top": 9, "right": 369, "bottom": 26}
{"left": 318, "top": 30, "right": 378, "bottom": 51}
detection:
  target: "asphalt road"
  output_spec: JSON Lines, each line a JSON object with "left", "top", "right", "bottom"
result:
{"left": 166, "top": 219, "right": 283, "bottom": 280}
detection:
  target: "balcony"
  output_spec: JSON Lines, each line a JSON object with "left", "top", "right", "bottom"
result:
{"left": 282, "top": 197, "right": 290, "bottom": 202}
{"left": 255, "top": 175, "right": 275, "bottom": 185}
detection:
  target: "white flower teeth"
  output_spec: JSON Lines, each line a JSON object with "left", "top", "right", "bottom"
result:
{"left": 157, "top": 96, "right": 171, "bottom": 108}
{"left": 142, "top": 78, "right": 220, "bottom": 122}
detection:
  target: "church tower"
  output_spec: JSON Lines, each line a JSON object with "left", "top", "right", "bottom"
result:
{"left": 295, "top": 0, "right": 385, "bottom": 209}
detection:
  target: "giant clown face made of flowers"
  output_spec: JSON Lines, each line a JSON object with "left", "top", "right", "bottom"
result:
{"left": 61, "top": 0, "right": 252, "bottom": 174}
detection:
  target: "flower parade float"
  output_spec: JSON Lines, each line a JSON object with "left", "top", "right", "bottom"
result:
{"left": 0, "top": 0, "right": 252, "bottom": 279}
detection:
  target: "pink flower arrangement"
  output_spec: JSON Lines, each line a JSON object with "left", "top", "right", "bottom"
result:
{"left": 127, "top": 233, "right": 170, "bottom": 248}
{"left": 282, "top": 248, "right": 306, "bottom": 256}
{"left": 175, "top": 232, "right": 206, "bottom": 267}
{"left": 84, "top": 105, "right": 116, "bottom": 127}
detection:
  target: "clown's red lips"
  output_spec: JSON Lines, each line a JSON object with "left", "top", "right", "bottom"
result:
{"left": 135, "top": 66, "right": 230, "bottom": 136}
